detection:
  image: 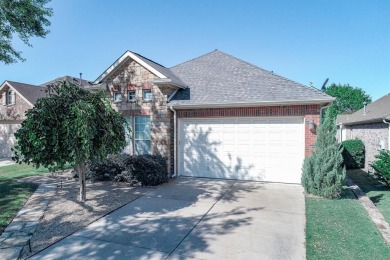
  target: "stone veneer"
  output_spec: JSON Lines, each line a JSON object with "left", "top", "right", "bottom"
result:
{"left": 0, "top": 84, "right": 32, "bottom": 157}
{"left": 344, "top": 122, "right": 389, "bottom": 171}
{"left": 104, "top": 58, "right": 176, "bottom": 172}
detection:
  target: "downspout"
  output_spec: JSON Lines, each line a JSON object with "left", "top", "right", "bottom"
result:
{"left": 383, "top": 119, "right": 390, "bottom": 150}
{"left": 169, "top": 106, "right": 177, "bottom": 177}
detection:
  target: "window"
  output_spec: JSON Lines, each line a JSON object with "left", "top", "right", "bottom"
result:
{"left": 134, "top": 116, "right": 151, "bottom": 155}
{"left": 113, "top": 92, "right": 121, "bottom": 102}
{"left": 128, "top": 91, "right": 136, "bottom": 102}
{"left": 143, "top": 89, "right": 152, "bottom": 101}
{"left": 6, "top": 91, "right": 14, "bottom": 105}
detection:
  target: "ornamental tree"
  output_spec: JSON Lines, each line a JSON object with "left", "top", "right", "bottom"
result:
{"left": 12, "top": 82, "right": 127, "bottom": 201}
{"left": 301, "top": 114, "right": 346, "bottom": 198}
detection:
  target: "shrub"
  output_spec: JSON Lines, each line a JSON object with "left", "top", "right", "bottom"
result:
{"left": 342, "top": 139, "right": 365, "bottom": 169}
{"left": 86, "top": 154, "right": 127, "bottom": 181}
{"left": 130, "top": 154, "right": 169, "bottom": 186}
{"left": 301, "top": 115, "right": 346, "bottom": 198}
{"left": 86, "top": 153, "right": 169, "bottom": 186}
{"left": 371, "top": 150, "right": 390, "bottom": 183}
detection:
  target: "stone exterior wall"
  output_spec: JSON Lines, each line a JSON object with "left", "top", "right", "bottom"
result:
{"left": 344, "top": 122, "right": 389, "bottom": 171}
{"left": 0, "top": 84, "right": 32, "bottom": 121}
{"left": 0, "top": 84, "right": 32, "bottom": 158}
{"left": 104, "top": 59, "right": 176, "bottom": 172}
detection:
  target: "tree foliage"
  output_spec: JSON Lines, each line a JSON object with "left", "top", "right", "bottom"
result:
{"left": 301, "top": 115, "right": 346, "bottom": 198}
{"left": 371, "top": 150, "right": 390, "bottom": 184}
{"left": 0, "top": 0, "right": 52, "bottom": 64}
{"left": 325, "top": 83, "right": 372, "bottom": 119}
{"left": 12, "top": 82, "right": 128, "bottom": 201}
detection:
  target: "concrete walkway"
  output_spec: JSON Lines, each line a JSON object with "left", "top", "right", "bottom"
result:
{"left": 0, "top": 158, "right": 15, "bottom": 167}
{"left": 29, "top": 178, "right": 305, "bottom": 260}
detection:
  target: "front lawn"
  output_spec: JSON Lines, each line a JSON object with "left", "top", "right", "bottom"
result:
{"left": 0, "top": 163, "right": 51, "bottom": 234}
{"left": 306, "top": 187, "right": 390, "bottom": 259}
{"left": 348, "top": 169, "right": 390, "bottom": 224}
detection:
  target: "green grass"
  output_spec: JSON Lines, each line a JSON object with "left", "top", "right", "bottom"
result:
{"left": 348, "top": 169, "right": 390, "bottom": 225}
{"left": 0, "top": 163, "right": 51, "bottom": 234}
{"left": 306, "top": 187, "right": 390, "bottom": 260}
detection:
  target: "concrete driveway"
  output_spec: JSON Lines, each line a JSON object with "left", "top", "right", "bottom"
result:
{"left": 29, "top": 178, "right": 305, "bottom": 260}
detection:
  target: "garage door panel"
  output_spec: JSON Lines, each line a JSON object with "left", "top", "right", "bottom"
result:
{"left": 180, "top": 117, "right": 304, "bottom": 183}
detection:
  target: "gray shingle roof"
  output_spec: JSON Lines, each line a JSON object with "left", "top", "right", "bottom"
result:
{"left": 40, "top": 75, "right": 91, "bottom": 87}
{"left": 337, "top": 93, "right": 390, "bottom": 125}
{"left": 6, "top": 81, "right": 47, "bottom": 105}
{"left": 132, "top": 52, "right": 186, "bottom": 87}
{"left": 169, "top": 50, "right": 334, "bottom": 107}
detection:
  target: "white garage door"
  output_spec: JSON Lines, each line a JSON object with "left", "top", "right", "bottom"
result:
{"left": 0, "top": 123, "right": 21, "bottom": 158}
{"left": 179, "top": 117, "right": 304, "bottom": 183}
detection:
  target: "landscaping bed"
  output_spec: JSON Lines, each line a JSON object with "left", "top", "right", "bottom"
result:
{"left": 306, "top": 187, "right": 390, "bottom": 259}
{"left": 347, "top": 169, "right": 390, "bottom": 225}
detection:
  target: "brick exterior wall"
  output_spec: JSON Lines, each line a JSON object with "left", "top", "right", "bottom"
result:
{"left": 344, "top": 122, "right": 389, "bottom": 171}
{"left": 104, "top": 59, "right": 175, "bottom": 172}
{"left": 0, "top": 84, "right": 32, "bottom": 158}
{"left": 176, "top": 104, "right": 321, "bottom": 158}
{"left": 0, "top": 84, "right": 32, "bottom": 121}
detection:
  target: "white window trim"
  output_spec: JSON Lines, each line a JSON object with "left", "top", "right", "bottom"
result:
{"left": 143, "top": 89, "right": 152, "bottom": 101}
{"left": 133, "top": 115, "right": 151, "bottom": 155}
{"left": 127, "top": 90, "right": 136, "bottom": 102}
{"left": 6, "top": 91, "right": 15, "bottom": 105}
{"left": 113, "top": 92, "right": 122, "bottom": 103}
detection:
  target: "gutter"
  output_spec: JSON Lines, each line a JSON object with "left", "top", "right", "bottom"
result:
{"left": 170, "top": 98, "right": 335, "bottom": 109}
{"left": 169, "top": 106, "right": 177, "bottom": 177}
{"left": 319, "top": 102, "right": 333, "bottom": 121}
{"left": 152, "top": 78, "right": 187, "bottom": 89}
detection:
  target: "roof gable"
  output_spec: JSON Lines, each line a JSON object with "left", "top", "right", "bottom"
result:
{"left": 337, "top": 93, "right": 390, "bottom": 125}
{"left": 93, "top": 51, "right": 186, "bottom": 88}
{"left": 0, "top": 81, "right": 46, "bottom": 106}
{"left": 169, "top": 50, "right": 334, "bottom": 107}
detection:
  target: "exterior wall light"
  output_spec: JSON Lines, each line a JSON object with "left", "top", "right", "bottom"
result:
{"left": 307, "top": 120, "right": 316, "bottom": 134}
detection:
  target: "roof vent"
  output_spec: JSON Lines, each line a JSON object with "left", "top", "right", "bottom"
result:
{"left": 363, "top": 102, "right": 367, "bottom": 115}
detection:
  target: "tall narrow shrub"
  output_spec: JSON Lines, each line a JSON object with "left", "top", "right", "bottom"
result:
{"left": 301, "top": 115, "right": 346, "bottom": 198}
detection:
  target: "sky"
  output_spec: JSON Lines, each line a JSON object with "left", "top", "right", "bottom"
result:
{"left": 0, "top": 0, "right": 389, "bottom": 100}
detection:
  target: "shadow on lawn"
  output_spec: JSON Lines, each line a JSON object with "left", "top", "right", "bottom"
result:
{"left": 347, "top": 169, "right": 389, "bottom": 200}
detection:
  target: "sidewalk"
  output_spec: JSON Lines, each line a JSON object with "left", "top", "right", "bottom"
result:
{"left": 0, "top": 158, "right": 15, "bottom": 167}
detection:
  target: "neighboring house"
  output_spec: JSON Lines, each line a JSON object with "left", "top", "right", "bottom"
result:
{"left": 0, "top": 81, "right": 46, "bottom": 158}
{"left": 0, "top": 76, "right": 90, "bottom": 158}
{"left": 337, "top": 93, "right": 390, "bottom": 171}
{"left": 89, "top": 50, "right": 334, "bottom": 183}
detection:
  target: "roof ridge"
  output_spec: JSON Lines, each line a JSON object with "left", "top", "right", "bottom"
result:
{"left": 132, "top": 51, "right": 167, "bottom": 68}
{"left": 215, "top": 50, "right": 326, "bottom": 95}
{"left": 6, "top": 80, "right": 44, "bottom": 88}
{"left": 170, "top": 49, "right": 220, "bottom": 69}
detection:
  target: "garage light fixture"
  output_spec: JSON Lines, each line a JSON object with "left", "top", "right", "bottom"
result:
{"left": 307, "top": 120, "right": 316, "bottom": 134}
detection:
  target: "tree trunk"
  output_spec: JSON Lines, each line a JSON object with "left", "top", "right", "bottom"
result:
{"left": 77, "top": 161, "right": 87, "bottom": 202}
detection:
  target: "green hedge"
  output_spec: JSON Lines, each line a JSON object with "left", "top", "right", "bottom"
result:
{"left": 371, "top": 150, "right": 390, "bottom": 184}
{"left": 86, "top": 154, "right": 169, "bottom": 186}
{"left": 342, "top": 139, "right": 365, "bottom": 169}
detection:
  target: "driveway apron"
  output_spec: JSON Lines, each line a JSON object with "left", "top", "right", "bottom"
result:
{"left": 29, "top": 178, "right": 305, "bottom": 260}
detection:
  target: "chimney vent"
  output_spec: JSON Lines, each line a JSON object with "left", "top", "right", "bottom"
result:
{"left": 363, "top": 102, "right": 367, "bottom": 115}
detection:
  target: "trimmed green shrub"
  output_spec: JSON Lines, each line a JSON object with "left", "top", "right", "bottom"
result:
{"left": 342, "top": 139, "right": 365, "bottom": 169}
{"left": 371, "top": 150, "right": 390, "bottom": 184}
{"left": 301, "top": 115, "right": 346, "bottom": 198}
{"left": 130, "top": 155, "right": 169, "bottom": 186}
{"left": 86, "top": 153, "right": 169, "bottom": 186}
{"left": 86, "top": 154, "right": 127, "bottom": 181}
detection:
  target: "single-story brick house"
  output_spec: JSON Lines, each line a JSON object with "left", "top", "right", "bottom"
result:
{"left": 1, "top": 51, "right": 334, "bottom": 183}
{"left": 87, "top": 50, "right": 334, "bottom": 183}
{"left": 0, "top": 76, "right": 90, "bottom": 158}
{"left": 337, "top": 93, "right": 390, "bottom": 171}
